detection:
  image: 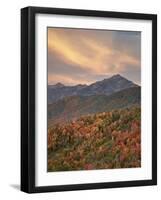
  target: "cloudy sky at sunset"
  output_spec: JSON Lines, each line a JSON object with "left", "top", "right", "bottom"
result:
{"left": 48, "top": 28, "right": 141, "bottom": 86}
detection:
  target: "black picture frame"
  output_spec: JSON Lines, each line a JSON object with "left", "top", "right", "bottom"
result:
{"left": 21, "top": 6, "right": 157, "bottom": 193}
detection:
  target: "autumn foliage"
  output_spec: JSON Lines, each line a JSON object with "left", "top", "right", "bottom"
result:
{"left": 48, "top": 106, "right": 141, "bottom": 171}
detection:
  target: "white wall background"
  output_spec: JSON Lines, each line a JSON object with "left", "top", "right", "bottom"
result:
{"left": 0, "top": 0, "right": 160, "bottom": 199}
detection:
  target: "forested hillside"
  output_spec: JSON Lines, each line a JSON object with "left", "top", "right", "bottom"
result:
{"left": 48, "top": 106, "right": 141, "bottom": 171}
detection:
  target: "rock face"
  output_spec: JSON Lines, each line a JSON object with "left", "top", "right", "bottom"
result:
{"left": 48, "top": 74, "right": 138, "bottom": 104}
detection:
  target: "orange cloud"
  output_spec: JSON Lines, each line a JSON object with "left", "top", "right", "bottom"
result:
{"left": 48, "top": 28, "right": 141, "bottom": 85}
{"left": 48, "top": 29, "right": 105, "bottom": 73}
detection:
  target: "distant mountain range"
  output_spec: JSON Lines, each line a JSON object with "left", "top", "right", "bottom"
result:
{"left": 48, "top": 75, "right": 141, "bottom": 125}
{"left": 48, "top": 74, "right": 138, "bottom": 104}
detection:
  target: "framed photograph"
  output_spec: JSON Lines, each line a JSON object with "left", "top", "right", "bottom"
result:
{"left": 21, "top": 6, "right": 157, "bottom": 193}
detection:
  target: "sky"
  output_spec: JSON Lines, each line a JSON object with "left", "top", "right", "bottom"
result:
{"left": 48, "top": 28, "right": 141, "bottom": 86}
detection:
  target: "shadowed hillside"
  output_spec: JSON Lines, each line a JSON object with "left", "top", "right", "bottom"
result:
{"left": 48, "top": 86, "right": 140, "bottom": 126}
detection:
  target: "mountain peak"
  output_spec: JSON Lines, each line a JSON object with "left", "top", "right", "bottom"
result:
{"left": 55, "top": 82, "right": 64, "bottom": 87}
{"left": 110, "top": 74, "right": 123, "bottom": 79}
{"left": 100, "top": 74, "right": 126, "bottom": 83}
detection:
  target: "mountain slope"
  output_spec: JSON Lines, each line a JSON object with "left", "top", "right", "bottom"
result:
{"left": 48, "top": 74, "right": 138, "bottom": 103}
{"left": 48, "top": 86, "right": 141, "bottom": 125}
{"left": 77, "top": 74, "right": 137, "bottom": 96}
{"left": 48, "top": 83, "right": 87, "bottom": 104}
